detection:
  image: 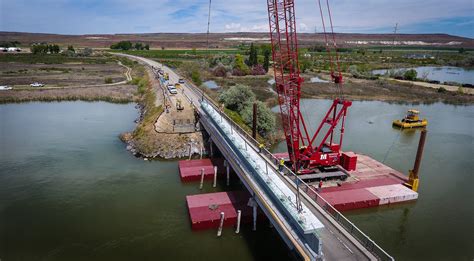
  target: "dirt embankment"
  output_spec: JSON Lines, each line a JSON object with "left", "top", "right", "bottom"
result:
{"left": 120, "top": 64, "right": 204, "bottom": 159}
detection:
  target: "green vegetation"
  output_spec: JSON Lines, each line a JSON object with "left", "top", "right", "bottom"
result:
{"left": 219, "top": 85, "right": 275, "bottom": 136}
{"left": 0, "top": 41, "right": 21, "bottom": 48}
{"left": 403, "top": 69, "right": 418, "bottom": 81}
{"left": 241, "top": 101, "right": 276, "bottom": 136}
{"left": 31, "top": 43, "right": 60, "bottom": 54}
{"left": 0, "top": 53, "right": 111, "bottom": 64}
{"left": 191, "top": 70, "right": 202, "bottom": 86}
{"left": 110, "top": 41, "right": 150, "bottom": 51}
{"left": 263, "top": 49, "right": 271, "bottom": 72}
{"left": 219, "top": 84, "right": 255, "bottom": 112}
{"left": 110, "top": 41, "right": 133, "bottom": 51}
{"left": 104, "top": 77, "right": 113, "bottom": 84}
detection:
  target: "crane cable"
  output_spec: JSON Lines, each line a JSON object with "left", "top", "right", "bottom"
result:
{"left": 316, "top": 0, "right": 343, "bottom": 98}
{"left": 206, "top": 0, "right": 212, "bottom": 56}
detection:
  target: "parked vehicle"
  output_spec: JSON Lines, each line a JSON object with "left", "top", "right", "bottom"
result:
{"left": 167, "top": 84, "right": 178, "bottom": 94}
{"left": 178, "top": 78, "right": 185, "bottom": 84}
{"left": 30, "top": 82, "right": 45, "bottom": 87}
{"left": 0, "top": 85, "right": 12, "bottom": 90}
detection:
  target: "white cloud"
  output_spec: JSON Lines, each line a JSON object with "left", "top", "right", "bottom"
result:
{"left": 0, "top": 0, "right": 472, "bottom": 36}
{"left": 299, "top": 23, "right": 309, "bottom": 32}
{"left": 224, "top": 23, "right": 267, "bottom": 32}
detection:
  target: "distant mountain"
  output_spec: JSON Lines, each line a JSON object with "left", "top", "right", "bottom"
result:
{"left": 1, "top": 31, "right": 472, "bottom": 49}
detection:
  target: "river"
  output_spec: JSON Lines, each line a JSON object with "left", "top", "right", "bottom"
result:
{"left": 1, "top": 101, "right": 472, "bottom": 260}
{"left": 274, "top": 99, "right": 473, "bottom": 260}
{"left": 372, "top": 66, "right": 474, "bottom": 85}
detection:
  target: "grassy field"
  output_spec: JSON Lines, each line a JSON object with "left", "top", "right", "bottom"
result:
{"left": 0, "top": 53, "right": 143, "bottom": 103}
{"left": 109, "top": 49, "right": 243, "bottom": 61}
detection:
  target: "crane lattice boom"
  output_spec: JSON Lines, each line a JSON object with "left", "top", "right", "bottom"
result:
{"left": 266, "top": 0, "right": 351, "bottom": 173}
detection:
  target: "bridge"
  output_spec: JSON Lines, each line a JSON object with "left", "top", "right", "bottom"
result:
{"left": 115, "top": 53, "right": 394, "bottom": 261}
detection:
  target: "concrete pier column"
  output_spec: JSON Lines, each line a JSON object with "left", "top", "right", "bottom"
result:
{"left": 247, "top": 198, "right": 258, "bottom": 231}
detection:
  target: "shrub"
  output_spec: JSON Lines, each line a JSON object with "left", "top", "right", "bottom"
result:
{"left": 241, "top": 101, "right": 275, "bottom": 136}
{"left": 219, "top": 84, "right": 256, "bottom": 112}
{"left": 191, "top": 70, "right": 202, "bottom": 86}
{"left": 251, "top": 64, "right": 266, "bottom": 75}
{"left": 403, "top": 69, "right": 418, "bottom": 81}
{"left": 104, "top": 77, "right": 113, "bottom": 84}
{"left": 213, "top": 64, "right": 228, "bottom": 77}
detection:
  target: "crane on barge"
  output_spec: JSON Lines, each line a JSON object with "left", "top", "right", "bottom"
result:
{"left": 266, "top": 0, "right": 351, "bottom": 176}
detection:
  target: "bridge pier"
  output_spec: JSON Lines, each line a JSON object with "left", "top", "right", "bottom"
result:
{"left": 248, "top": 197, "right": 258, "bottom": 231}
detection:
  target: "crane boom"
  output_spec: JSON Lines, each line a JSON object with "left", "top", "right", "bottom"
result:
{"left": 267, "top": 0, "right": 307, "bottom": 170}
{"left": 267, "top": 0, "right": 352, "bottom": 173}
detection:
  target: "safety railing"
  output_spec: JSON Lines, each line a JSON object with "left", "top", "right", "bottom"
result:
{"left": 184, "top": 74, "right": 394, "bottom": 261}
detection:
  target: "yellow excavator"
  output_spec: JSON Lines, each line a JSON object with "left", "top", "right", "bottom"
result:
{"left": 393, "top": 109, "right": 428, "bottom": 129}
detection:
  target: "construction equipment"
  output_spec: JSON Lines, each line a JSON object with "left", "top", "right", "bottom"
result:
{"left": 176, "top": 99, "right": 184, "bottom": 111}
{"left": 266, "top": 0, "right": 351, "bottom": 174}
{"left": 393, "top": 109, "right": 428, "bottom": 128}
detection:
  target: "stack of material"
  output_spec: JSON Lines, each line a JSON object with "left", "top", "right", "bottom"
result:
{"left": 341, "top": 151, "right": 357, "bottom": 171}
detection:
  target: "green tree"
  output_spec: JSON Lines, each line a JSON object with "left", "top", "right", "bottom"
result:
{"left": 241, "top": 101, "right": 275, "bottom": 136}
{"left": 403, "top": 69, "right": 418, "bottom": 81}
{"left": 134, "top": 42, "right": 143, "bottom": 50}
{"left": 218, "top": 84, "right": 256, "bottom": 112}
{"left": 234, "top": 54, "right": 250, "bottom": 75}
{"left": 110, "top": 41, "right": 132, "bottom": 50}
{"left": 263, "top": 49, "right": 271, "bottom": 72}
{"left": 53, "top": 44, "right": 60, "bottom": 53}
{"left": 191, "top": 70, "right": 202, "bottom": 86}
{"left": 67, "top": 45, "right": 75, "bottom": 53}
{"left": 248, "top": 43, "right": 258, "bottom": 66}
{"left": 144, "top": 44, "right": 150, "bottom": 50}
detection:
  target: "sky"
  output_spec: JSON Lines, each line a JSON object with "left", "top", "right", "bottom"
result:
{"left": 0, "top": 0, "right": 473, "bottom": 38}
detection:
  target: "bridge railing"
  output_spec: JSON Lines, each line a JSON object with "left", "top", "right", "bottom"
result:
{"left": 189, "top": 82, "right": 394, "bottom": 261}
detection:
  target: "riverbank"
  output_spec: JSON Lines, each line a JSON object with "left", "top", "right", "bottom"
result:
{"left": 300, "top": 75, "right": 474, "bottom": 105}
{"left": 117, "top": 55, "right": 204, "bottom": 159}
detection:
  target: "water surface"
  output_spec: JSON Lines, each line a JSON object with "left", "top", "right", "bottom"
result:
{"left": 372, "top": 66, "right": 474, "bottom": 85}
{"left": 0, "top": 102, "right": 289, "bottom": 261}
{"left": 274, "top": 99, "right": 474, "bottom": 260}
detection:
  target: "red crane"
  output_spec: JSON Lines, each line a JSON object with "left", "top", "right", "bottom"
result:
{"left": 266, "top": 0, "right": 351, "bottom": 174}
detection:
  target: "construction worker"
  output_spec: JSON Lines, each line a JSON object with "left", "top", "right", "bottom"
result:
{"left": 258, "top": 143, "right": 264, "bottom": 152}
{"left": 279, "top": 158, "right": 285, "bottom": 172}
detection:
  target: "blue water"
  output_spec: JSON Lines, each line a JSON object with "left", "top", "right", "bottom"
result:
{"left": 372, "top": 66, "right": 474, "bottom": 85}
